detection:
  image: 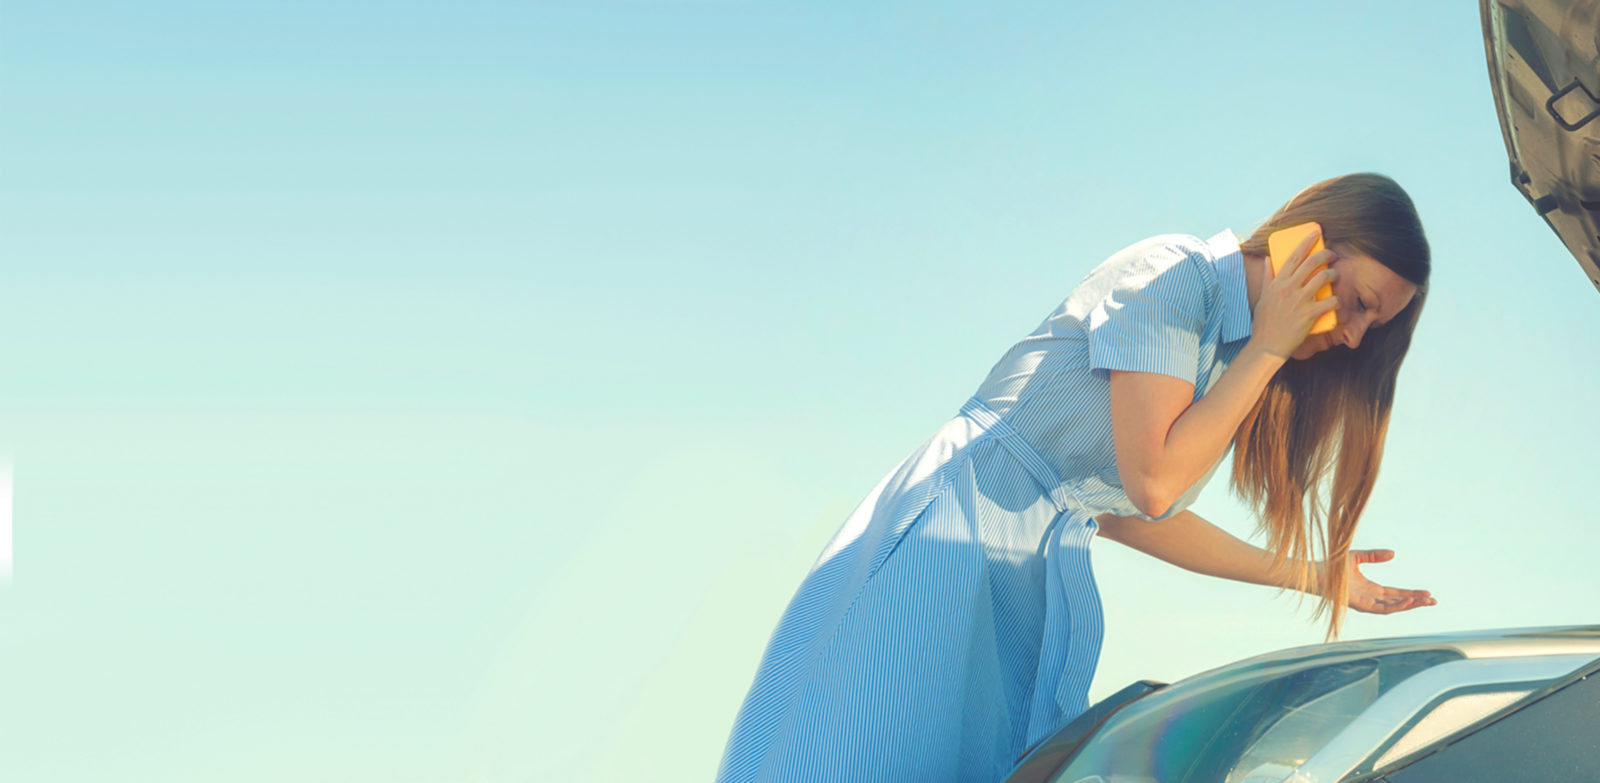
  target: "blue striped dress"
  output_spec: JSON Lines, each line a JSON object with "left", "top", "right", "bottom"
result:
{"left": 715, "top": 229, "right": 1256, "bottom": 783}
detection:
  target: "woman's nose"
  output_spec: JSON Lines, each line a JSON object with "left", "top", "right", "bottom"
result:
{"left": 1338, "top": 322, "right": 1365, "bottom": 350}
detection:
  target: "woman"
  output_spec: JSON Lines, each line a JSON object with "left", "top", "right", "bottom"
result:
{"left": 714, "top": 172, "right": 1435, "bottom": 783}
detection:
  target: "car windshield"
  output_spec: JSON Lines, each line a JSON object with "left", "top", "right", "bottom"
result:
{"left": 1048, "top": 649, "right": 1461, "bottom": 783}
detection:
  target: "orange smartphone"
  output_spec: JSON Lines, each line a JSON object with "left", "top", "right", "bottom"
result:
{"left": 1267, "top": 221, "right": 1337, "bottom": 335}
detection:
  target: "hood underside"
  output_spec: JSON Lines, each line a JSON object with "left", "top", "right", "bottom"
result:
{"left": 1481, "top": 0, "right": 1600, "bottom": 288}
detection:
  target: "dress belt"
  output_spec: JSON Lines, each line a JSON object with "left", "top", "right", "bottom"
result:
{"left": 958, "top": 397, "right": 1076, "bottom": 513}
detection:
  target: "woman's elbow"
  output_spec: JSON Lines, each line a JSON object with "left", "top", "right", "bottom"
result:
{"left": 1126, "top": 480, "right": 1173, "bottom": 520}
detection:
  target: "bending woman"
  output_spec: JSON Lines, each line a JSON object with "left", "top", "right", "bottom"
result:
{"left": 714, "top": 172, "right": 1435, "bottom": 783}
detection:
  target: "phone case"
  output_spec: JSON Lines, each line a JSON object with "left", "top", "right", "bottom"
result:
{"left": 1267, "top": 221, "right": 1338, "bottom": 335}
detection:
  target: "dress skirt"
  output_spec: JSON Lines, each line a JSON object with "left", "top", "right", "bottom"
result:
{"left": 714, "top": 397, "right": 1108, "bottom": 783}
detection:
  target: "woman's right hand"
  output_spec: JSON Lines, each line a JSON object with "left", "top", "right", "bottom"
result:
{"left": 1251, "top": 227, "right": 1341, "bottom": 360}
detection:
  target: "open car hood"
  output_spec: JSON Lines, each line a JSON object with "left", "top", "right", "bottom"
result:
{"left": 1481, "top": 0, "right": 1600, "bottom": 287}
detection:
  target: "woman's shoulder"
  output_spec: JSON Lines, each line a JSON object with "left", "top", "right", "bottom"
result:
{"left": 1079, "top": 232, "right": 1219, "bottom": 291}
{"left": 1125, "top": 232, "right": 1225, "bottom": 266}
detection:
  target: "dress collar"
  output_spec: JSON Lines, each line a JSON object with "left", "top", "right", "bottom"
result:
{"left": 1203, "top": 228, "right": 1253, "bottom": 343}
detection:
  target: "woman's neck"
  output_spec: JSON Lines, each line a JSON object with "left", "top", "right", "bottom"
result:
{"left": 1241, "top": 250, "right": 1263, "bottom": 319}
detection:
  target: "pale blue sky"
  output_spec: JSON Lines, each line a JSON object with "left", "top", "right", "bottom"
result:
{"left": 3, "top": 2, "right": 1596, "bottom": 781}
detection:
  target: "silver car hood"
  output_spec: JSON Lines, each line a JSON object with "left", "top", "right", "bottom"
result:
{"left": 1011, "top": 625, "right": 1600, "bottom": 783}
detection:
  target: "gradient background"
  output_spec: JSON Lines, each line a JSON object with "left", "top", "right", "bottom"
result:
{"left": 4, "top": 2, "right": 1597, "bottom": 781}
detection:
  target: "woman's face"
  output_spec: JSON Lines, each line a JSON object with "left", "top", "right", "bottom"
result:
{"left": 1289, "top": 245, "right": 1419, "bottom": 360}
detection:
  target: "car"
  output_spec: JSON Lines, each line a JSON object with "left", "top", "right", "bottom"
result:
{"left": 1003, "top": 3, "right": 1600, "bottom": 780}
{"left": 1002, "top": 625, "right": 1600, "bottom": 782}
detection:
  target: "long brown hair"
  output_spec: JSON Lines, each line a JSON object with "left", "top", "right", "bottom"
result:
{"left": 1232, "top": 172, "right": 1431, "bottom": 641}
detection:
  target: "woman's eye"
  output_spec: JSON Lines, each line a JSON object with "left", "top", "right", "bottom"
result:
{"left": 1357, "top": 298, "right": 1368, "bottom": 312}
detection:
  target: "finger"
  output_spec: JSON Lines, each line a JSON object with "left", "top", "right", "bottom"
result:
{"left": 1388, "top": 596, "right": 1426, "bottom": 614}
{"left": 1294, "top": 227, "right": 1322, "bottom": 270}
{"left": 1298, "top": 227, "right": 1321, "bottom": 255}
{"left": 1290, "top": 241, "right": 1338, "bottom": 285}
{"left": 1376, "top": 586, "right": 1440, "bottom": 605}
{"left": 1355, "top": 549, "right": 1396, "bottom": 564}
{"left": 1379, "top": 587, "right": 1432, "bottom": 600}
{"left": 1286, "top": 248, "right": 1337, "bottom": 285}
{"left": 1299, "top": 266, "right": 1339, "bottom": 294}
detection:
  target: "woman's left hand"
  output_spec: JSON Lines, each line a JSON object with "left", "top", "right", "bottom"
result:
{"left": 1340, "top": 549, "right": 1437, "bottom": 614}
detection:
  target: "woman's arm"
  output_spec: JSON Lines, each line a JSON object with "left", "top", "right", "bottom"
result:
{"left": 1095, "top": 509, "right": 1437, "bottom": 614}
{"left": 1095, "top": 508, "right": 1324, "bottom": 593}
{"left": 1108, "top": 237, "right": 1339, "bottom": 518}
{"left": 1108, "top": 341, "right": 1284, "bottom": 517}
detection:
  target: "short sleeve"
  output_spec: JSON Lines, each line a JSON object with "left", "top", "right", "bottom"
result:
{"left": 1086, "top": 251, "right": 1210, "bottom": 384}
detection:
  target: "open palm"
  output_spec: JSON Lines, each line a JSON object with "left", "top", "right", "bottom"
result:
{"left": 1343, "top": 549, "right": 1436, "bottom": 615}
